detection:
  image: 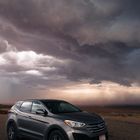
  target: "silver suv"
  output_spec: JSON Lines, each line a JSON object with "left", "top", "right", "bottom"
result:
{"left": 6, "top": 99, "right": 108, "bottom": 140}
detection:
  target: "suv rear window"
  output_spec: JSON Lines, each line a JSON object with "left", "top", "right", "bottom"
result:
{"left": 20, "top": 101, "right": 32, "bottom": 113}
{"left": 15, "top": 101, "right": 23, "bottom": 109}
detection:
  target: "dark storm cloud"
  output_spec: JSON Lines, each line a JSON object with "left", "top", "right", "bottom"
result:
{"left": 0, "top": 0, "right": 140, "bottom": 44}
{"left": 0, "top": 0, "right": 140, "bottom": 88}
{"left": 59, "top": 42, "right": 140, "bottom": 86}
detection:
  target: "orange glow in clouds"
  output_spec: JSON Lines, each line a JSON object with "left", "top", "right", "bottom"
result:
{"left": 39, "top": 82, "right": 140, "bottom": 105}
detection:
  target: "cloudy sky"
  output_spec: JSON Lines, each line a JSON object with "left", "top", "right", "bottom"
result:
{"left": 0, "top": 0, "right": 140, "bottom": 105}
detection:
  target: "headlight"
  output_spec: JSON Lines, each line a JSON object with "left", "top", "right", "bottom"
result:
{"left": 64, "top": 120, "right": 85, "bottom": 128}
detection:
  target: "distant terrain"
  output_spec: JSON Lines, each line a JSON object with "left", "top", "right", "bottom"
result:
{"left": 0, "top": 104, "right": 12, "bottom": 108}
{"left": 0, "top": 104, "right": 12, "bottom": 114}
{"left": 80, "top": 105, "right": 140, "bottom": 124}
{"left": 0, "top": 105, "right": 140, "bottom": 140}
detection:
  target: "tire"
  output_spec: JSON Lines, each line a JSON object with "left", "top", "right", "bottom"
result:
{"left": 7, "top": 123, "right": 19, "bottom": 140}
{"left": 49, "top": 130, "right": 67, "bottom": 140}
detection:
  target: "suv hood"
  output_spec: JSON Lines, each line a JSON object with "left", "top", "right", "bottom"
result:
{"left": 56, "top": 111, "right": 104, "bottom": 124}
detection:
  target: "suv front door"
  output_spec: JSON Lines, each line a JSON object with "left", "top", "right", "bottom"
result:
{"left": 28, "top": 101, "right": 49, "bottom": 139}
{"left": 18, "top": 101, "right": 33, "bottom": 136}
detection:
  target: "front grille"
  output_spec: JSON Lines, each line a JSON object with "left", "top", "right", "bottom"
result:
{"left": 73, "top": 133, "right": 99, "bottom": 140}
{"left": 86, "top": 122, "right": 105, "bottom": 133}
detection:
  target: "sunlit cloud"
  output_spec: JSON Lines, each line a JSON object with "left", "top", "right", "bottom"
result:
{"left": 42, "top": 82, "right": 140, "bottom": 105}
{"left": 25, "top": 70, "right": 42, "bottom": 76}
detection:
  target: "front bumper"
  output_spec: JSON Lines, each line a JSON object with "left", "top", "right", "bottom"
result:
{"left": 72, "top": 132, "right": 108, "bottom": 140}
{"left": 66, "top": 127, "right": 108, "bottom": 140}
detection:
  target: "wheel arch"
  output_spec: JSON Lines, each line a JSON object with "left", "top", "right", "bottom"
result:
{"left": 44, "top": 125, "right": 69, "bottom": 140}
{"left": 6, "top": 119, "right": 17, "bottom": 131}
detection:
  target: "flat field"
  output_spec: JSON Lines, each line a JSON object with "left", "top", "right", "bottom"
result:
{"left": 0, "top": 106, "right": 140, "bottom": 140}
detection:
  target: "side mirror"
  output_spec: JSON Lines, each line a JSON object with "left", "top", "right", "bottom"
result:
{"left": 36, "top": 109, "right": 48, "bottom": 116}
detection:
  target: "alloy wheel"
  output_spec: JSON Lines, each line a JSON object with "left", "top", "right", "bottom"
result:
{"left": 8, "top": 125, "right": 16, "bottom": 140}
{"left": 51, "top": 134, "right": 63, "bottom": 140}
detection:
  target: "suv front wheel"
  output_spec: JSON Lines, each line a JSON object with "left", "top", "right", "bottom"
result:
{"left": 49, "top": 130, "right": 67, "bottom": 140}
{"left": 7, "top": 122, "right": 18, "bottom": 140}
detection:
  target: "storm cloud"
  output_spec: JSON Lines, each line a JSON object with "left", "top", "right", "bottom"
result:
{"left": 0, "top": 0, "right": 140, "bottom": 104}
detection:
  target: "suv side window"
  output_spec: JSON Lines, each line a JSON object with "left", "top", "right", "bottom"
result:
{"left": 31, "top": 101, "right": 44, "bottom": 114}
{"left": 20, "top": 101, "right": 32, "bottom": 113}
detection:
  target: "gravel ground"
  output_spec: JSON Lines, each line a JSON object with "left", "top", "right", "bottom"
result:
{"left": 0, "top": 114, "right": 140, "bottom": 140}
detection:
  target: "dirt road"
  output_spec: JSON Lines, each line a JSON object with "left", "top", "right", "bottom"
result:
{"left": 0, "top": 114, "right": 140, "bottom": 140}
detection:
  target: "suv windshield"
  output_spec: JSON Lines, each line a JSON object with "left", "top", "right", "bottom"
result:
{"left": 42, "top": 101, "right": 82, "bottom": 114}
